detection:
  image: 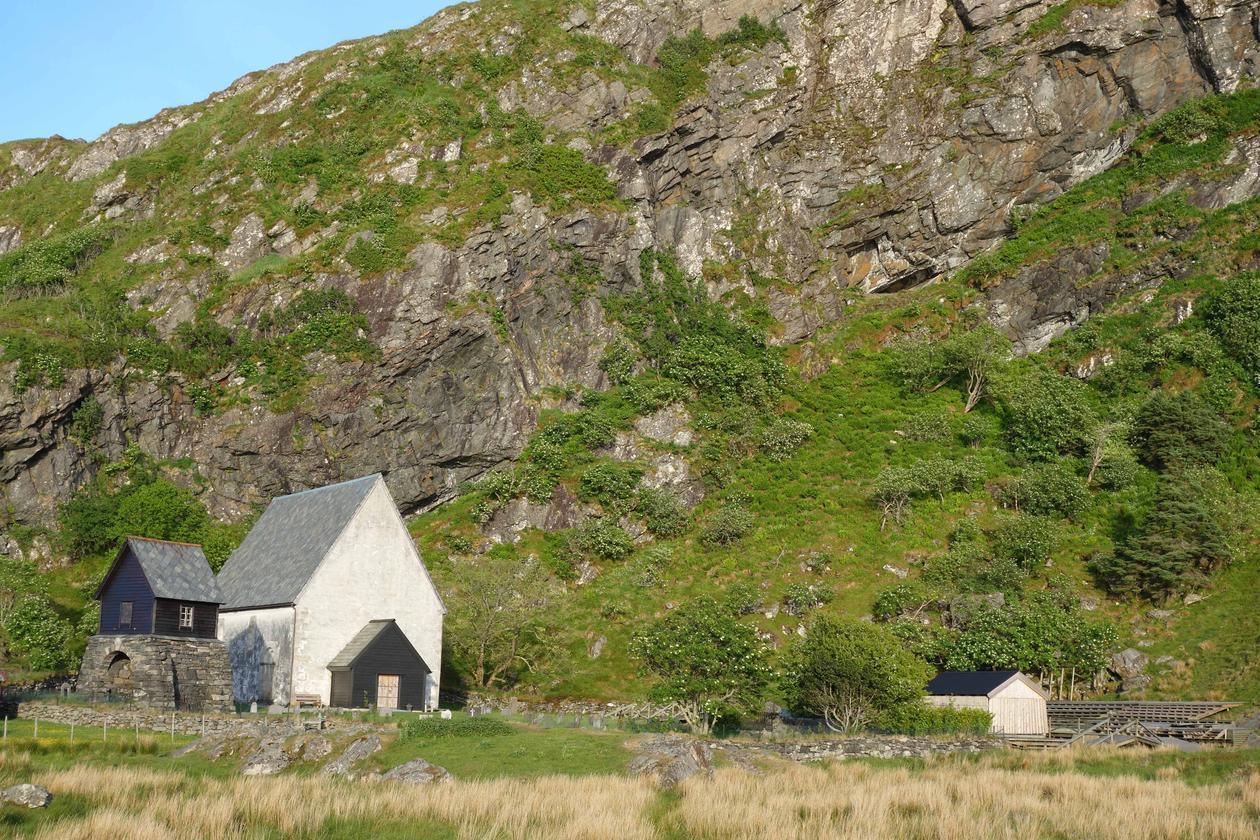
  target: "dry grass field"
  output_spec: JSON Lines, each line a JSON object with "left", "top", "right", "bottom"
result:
{"left": 3, "top": 746, "right": 1259, "bottom": 839}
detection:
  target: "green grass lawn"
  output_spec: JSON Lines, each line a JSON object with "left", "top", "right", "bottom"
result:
{"left": 367, "top": 720, "right": 635, "bottom": 779}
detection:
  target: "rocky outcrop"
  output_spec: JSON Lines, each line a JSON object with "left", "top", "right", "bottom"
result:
{"left": 1, "top": 0, "right": 1257, "bottom": 526}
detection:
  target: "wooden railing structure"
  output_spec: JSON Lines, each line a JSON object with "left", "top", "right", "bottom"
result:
{"left": 1005, "top": 700, "right": 1249, "bottom": 750}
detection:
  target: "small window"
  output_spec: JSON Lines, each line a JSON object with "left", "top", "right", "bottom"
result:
{"left": 179, "top": 604, "right": 194, "bottom": 629}
{"left": 119, "top": 601, "right": 133, "bottom": 628}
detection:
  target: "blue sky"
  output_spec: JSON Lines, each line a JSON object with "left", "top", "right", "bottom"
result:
{"left": 1, "top": 1, "right": 449, "bottom": 143}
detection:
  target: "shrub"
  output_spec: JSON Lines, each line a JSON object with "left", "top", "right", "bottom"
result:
{"left": 997, "top": 462, "right": 1089, "bottom": 520}
{"left": 723, "top": 580, "right": 763, "bottom": 615}
{"left": 1201, "top": 273, "right": 1260, "bottom": 380}
{"left": 782, "top": 583, "right": 835, "bottom": 616}
{"left": 479, "top": 469, "right": 521, "bottom": 502}
{"left": 571, "top": 519, "right": 635, "bottom": 561}
{"left": 4, "top": 597, "right": 73, "bottom": 671}
{"left": 758, "top": 418, "right": 814, "bottom": 461}
{"left": 69, "top": 396, "right": 105, "bottom": 445}
{"left": 872, "top": 702, "right": 992, "bottom": 735}
{"left": 989, "top": 515, "right": 1057, "bottom": 571}
{"left": 400, "top": 717, "right": 514, "bottom": 740}
{"left": 904, "top": 410, "right": 953, "bottom": 443}
{"left": 873, "top": 582, "right": 935, "bottom": 622}
{"left": 598, "top": 340, "right": 638, "bottom": 386}
{"left": 1130, "top": 390, "right": 1231, "bottom": 471}
{"left": 635, "top": 488, "right": 689, "bottom": 537}
{"left": 578, "top": 462, "right": 643, "bottom": 512}
{"left": 996, "top": 366, "right": 1096, "bottom": 459}
{"left": 700, "top": 505, "right": 755, "bottom": 547}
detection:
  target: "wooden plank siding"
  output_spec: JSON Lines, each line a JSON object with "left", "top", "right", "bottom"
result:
{"left": 152, "top": 598, "right": 220, "bottom": 639}
{"left": 329, "top": 622, "right": 429, "bottom": 709}
{"left": 98, "top": 549, "right": 155, "bottom": 635}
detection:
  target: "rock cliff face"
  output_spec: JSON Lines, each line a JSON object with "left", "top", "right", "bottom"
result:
{"left": 1, "top": 0, "right": 1257, "bottom": 528}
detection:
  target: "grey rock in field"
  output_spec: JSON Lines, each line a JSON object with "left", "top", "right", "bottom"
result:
{"left": 1, "top": 784, "right": 52, "bottom": 808}
{"left": 289, "top": 732, "right": 333, "bottom": 762}
{"left": 382, "top": 758, "right": 454, "bottom": 785}
{"left": 242, "top": 735, "right": 292, "bottom": 776}
{"left": 628, "top": 734, "right": 713, "bottom": 787}
{"left": 321, "top": 735, "right": 381, "bottom": 777}
{"left": 1183, "top": 593, "right": 1205, "bottom": 605}
{"left": 1109, "top": 648, "right": 1149, "bottom": 680}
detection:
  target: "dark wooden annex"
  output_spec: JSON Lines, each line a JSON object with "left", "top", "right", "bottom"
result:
{"left": 327, "top": 620, "right": 429, "bottom": 709}
{"left": 95, "top": 536, "right": 222, "bottom": 639}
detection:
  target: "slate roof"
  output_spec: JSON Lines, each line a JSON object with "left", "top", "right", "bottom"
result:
{"left": 926, "top": 670, "right": 1023, "bottom": 697}
{"left": 327, "top": 619, "right": 428, "bottom": 671}
{"left": 216, "top": 474, "right": 380, "bottom": 610}
{"left": 97, "top": 537, "right": 223, "bottom": 603}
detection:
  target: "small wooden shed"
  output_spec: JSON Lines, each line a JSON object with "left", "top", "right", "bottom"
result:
{"left": 327, "top": 619, "right": 430, "bottom": 710}
{"left": 925, "top": 670, "right": 1049, "bottom": 735}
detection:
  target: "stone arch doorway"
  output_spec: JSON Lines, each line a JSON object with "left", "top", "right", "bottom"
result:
{"left": 106, "top": 652, "right": 134, "bottom": 694}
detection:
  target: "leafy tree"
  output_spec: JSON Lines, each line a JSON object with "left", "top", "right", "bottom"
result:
{"left": 577, "top": 462, "right": 643, "bottom": 513}
{"left": 1130, "top": 390, "right": 1231, "bottom": 471}
{"left": 1201, "top": 273, "right": 1260, "bottom": 381}
{"left": 4, "top": 597, "right": 73, "bottom": 672}
{"left": 942, "top": 594, "right": 1115, "bottom": 675}
{"left": 894, "top": 325, "right": 1010, "bottom": 412}
{"left": 995, "top": 365, "right": 1096, "bottom": 459}
{"left": 631, "top": 597, "right": 772, "bottom": 734}
{"left": 1092, "top": 468, "right": 1237, "bottom": 601}
{"left": 446, "top": 552, "right": 556, "bottom": 689}
{"left": 872, "top": 466, "right": 918, "bottom": 529}
{"left": 111, "top": 480, "right": 211, "bottom": 544}
{"left": 781, "top": 617, "right": 931, "bottom": 733}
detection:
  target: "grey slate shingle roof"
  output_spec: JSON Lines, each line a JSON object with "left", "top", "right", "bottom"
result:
{"left": 215, "top": 474, "right": 380, "bottom": 610}
{"left": 926, "top": 670, "right": 1022, "bottom": 697}
{"left": 328, "top": 619, "right": 395, "bottom": 669}
{"left": 98, "top": 537, "right": 223, "bottom": 603}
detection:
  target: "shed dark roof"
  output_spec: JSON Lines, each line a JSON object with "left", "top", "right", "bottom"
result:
{"left": 97, "top": 537, "right": 222, "bottom": 603}
{"left": 327, "top": 619, "right": 428, "bottom": 671}
{"left": 926, "top": 670, "right": 1022, "bottom": 697}
{"left": 216, "top": 474, "right": 380, "bottom": 610}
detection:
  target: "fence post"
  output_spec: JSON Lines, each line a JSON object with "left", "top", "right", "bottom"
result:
{"left": 3, "top": 716, "right": 6, "bottom": 741}
{"left": 70, "top": 722, "right": 75, "bottom": 742}
{"left": 33, "top": 717, "right": 37, "bottom": 739}
{"left": 135, "top": 721, "right": 139, "bottom": 744}
{"left": 170, "top": 711, "right": 175, "bottom": 742}
{"left": 103, "top": 720, "right": 107, "bottom": 742}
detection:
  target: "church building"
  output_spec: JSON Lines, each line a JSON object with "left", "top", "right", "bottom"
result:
{"left": 215, "top": 474, "right": 444, "bottom": 709}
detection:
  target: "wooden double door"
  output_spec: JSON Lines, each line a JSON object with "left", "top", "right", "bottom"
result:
{"left": 376, "top": 674, "right": 400, "bottom": 709}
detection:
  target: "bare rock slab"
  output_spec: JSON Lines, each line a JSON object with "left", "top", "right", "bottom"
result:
{"left": 321, "top": 735, "right": 381, "bottom": 777}
{"left": 2, "top": 784, "right": 52, "bottom": 808}
{"left": 382, "top": 758, "right": 454, "bottom": 785}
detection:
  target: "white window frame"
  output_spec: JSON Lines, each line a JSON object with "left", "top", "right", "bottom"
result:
{"left": 179, "top": 604, "right": 194, "bottom": 629}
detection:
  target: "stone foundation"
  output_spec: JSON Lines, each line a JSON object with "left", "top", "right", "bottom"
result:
{"left": 77, "top": 634, "right": 234, "bottom": 713}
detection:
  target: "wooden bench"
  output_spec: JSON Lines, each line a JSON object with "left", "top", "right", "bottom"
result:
{"left": 292, "top": 693, "right": 324, "bottom": 709}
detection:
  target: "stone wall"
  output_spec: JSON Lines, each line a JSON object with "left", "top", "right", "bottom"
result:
{"left": 12, "top": 700, "right": 367, "bottom": 739}
{"left": 78, "top": 634, "right": 234, "bottom": 713}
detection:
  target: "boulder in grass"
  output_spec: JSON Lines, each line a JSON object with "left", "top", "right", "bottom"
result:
{"left": 1, "top": 784, "right": 52, "bottom": 808}
{"left": 382, "top": 758, "right": 454, "bottom": 785}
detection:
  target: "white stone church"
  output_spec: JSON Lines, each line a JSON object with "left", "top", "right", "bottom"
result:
{"left": 215, "top": 474, "right": 445, "bottom": 710}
